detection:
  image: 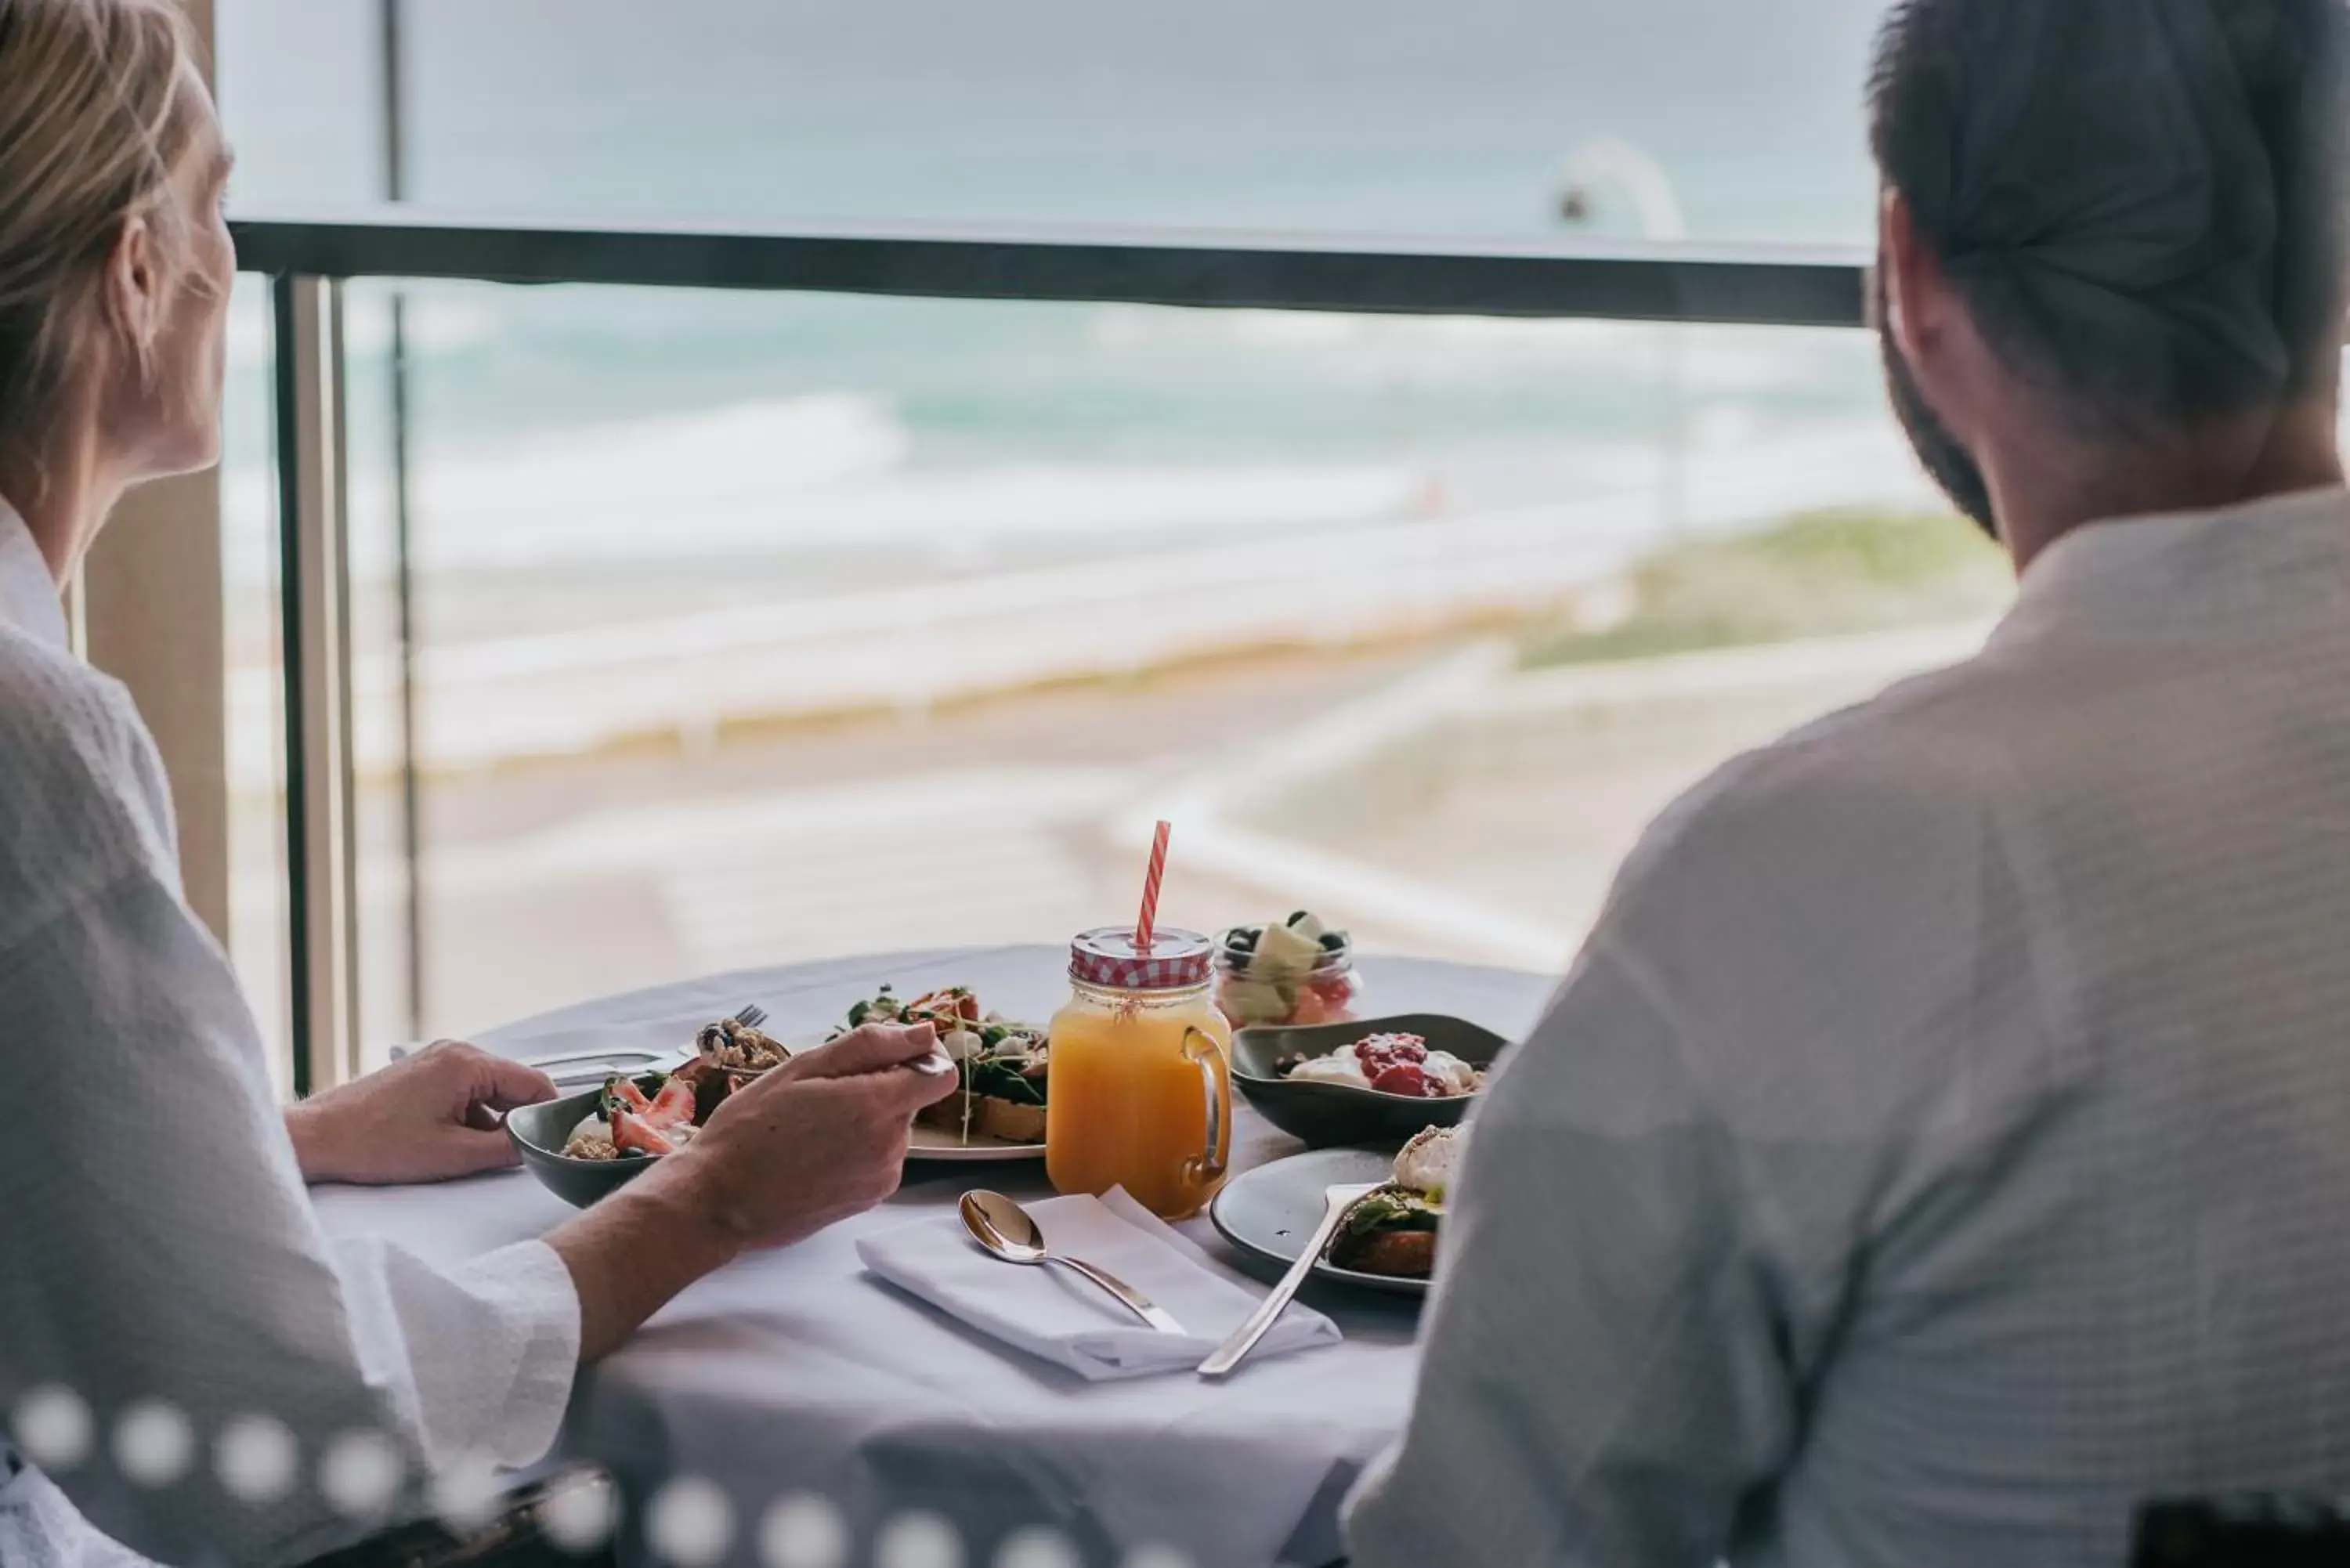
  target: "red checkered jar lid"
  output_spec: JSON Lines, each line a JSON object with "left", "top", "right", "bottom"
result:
{"left": 1068, "top": 926, "right": 1215, "bottom": 990}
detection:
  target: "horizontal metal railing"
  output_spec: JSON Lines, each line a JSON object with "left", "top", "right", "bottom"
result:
{"left": 240, "top": 211, "right": 1876, "bottom": 1090}
{"left": 232, "top": 210, "right": 1870, "bottom": 326}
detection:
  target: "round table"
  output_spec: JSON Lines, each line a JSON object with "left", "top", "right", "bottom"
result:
{"left": 311, "top": 946, "right": 1553, "bottom": 1568}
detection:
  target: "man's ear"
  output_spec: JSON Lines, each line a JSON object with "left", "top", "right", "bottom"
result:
{"left": 1878, "top": 186, "right": 1940, "bottom": 368}
{"left": 103, "top": 214, "right": 162, "bottom": 370}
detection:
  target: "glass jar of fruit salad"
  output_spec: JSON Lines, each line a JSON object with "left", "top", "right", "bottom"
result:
{"left": 1046, "top": 927, "right": 1232, "bottom": 1220}
{"left": 1216, "top": 913, "right": 1364, "bottom": 1030}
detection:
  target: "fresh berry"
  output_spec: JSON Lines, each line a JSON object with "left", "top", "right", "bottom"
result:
{"left": 1368, "top": 1062, "right": 1437, "bottom": 1097}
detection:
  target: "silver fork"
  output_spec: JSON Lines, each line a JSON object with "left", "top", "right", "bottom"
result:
{"left": 540, "top": 1003, "right": 769, "bottom": 1086}
{"left": 1198, "top": 1181, "right": 1381, "bottom": 1378}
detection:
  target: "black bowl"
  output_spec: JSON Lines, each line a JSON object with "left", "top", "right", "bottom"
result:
{"left": 1230, "top": 1013, "right": 1507, "bottom": 1147}
{"left": 505, "top": 1077, "right": 662, "bottom": 1209}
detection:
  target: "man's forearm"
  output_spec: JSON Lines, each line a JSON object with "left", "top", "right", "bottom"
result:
{"left": 546, "top": 1157, "right": 743, "bottom": 1362}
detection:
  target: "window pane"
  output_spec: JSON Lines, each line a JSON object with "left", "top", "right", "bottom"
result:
{"left": 219, "top": 0, "right": 1889, "bottom": 244}
{"left": 222, "top": 276, "right": 295, "bottom": 1093}
{"left": 217, "top": 0, "right": 379, "bottom": 208}
{"left": 307, "top": 281, "right": 2003, "bottom": 1060}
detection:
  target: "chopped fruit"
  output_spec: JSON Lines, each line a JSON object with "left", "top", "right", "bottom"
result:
{"left": 1307, "top": 971, "right": 1358, "bottom": 1008}
{"left": 1253, "top": 918, "right": 1323, "bottom": 978}
{"left": 1368, "top": 1062, "right": 1438, "bottom": 1097}
{"left": 610, "top": 1109, "right": 676, "bottom": 1158}
{"left": 1282, "top": 1030, "right": 1484, "bottom": 1098}
{"left": 598, "top": 1076, "right": 654, "bottom": 1121}
{"left": 561, "top": 1015, "right": 787, "bottom": 1163}
{"left": 1216, "top": 910, "right": 1361, "bottom": 1028}
{"left": 643, "top": 1075, "right": 699, "bottom": 1129}
{"left": 1288, "top": 986, "right": 1336, "bottom": 1027}
{"left": 1354, "top": 1032, "right": 1429, "bottom": 1071}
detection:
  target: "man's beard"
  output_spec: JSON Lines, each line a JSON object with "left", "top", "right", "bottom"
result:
{"left": 1875, "top": 269, "right": 2000, "bottom": 538}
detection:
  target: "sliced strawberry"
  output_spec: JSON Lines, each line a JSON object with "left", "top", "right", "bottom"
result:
{"left": 610, "top": 1109, "right": 676, "bottom": 1158}
{"left": 643, "top": 1075, "right": 699, "bottom": 1129}
{"left": 1368, "top": 1062, "right": 1437, "bottom": 1097}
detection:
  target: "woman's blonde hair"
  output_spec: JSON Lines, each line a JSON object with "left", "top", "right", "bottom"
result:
{"left": 0, "top": 0, "right": 208, "bottom": 457}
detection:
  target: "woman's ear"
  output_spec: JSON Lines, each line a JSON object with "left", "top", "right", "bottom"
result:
{"left": 102, "top": 213, "right": 163, "bottom": 380}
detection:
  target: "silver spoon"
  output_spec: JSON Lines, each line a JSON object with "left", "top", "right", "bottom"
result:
{"left": 958, "top": 1190, "right": 1188, "bottom": 1335}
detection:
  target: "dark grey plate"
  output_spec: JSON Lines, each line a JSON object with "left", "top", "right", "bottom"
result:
{"left": 1230, "top": 1013, "right": 1505, "bottom": 1147}
{"left": 505, "top": 1078, "right": 661, "bottom": 1209}
{"left": 1209, "top": 1146, "right": 1429, "bottom": 1298}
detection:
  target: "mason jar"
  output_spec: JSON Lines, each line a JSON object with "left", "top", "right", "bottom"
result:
{"left": 1045, "top": 927, "right": 1233, "bottom": 1219}
{"left": 1215, "top": 925, "right": 1365, "bottom": 1030}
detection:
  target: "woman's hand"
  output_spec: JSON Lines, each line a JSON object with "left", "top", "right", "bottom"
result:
{"left": 284, "top": 1039, "right": 559, "bottom": 1185}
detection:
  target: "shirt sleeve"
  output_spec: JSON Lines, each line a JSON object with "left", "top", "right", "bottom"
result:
{"left": 1343, "top": 941, "right": 1798, "bottom": 1568}
{"left": 0, "top": 859, "right": 580, "bottom": 1566}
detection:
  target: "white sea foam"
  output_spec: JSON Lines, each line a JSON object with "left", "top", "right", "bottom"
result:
{"left": 216, "top": 269, "right": 1905, "bottom": 595}
{"left": 1083, "top": 305, "right": 1877, "bottom": 394}
{"left": 222, "top": 393, "right": 1432, "bottom": 583}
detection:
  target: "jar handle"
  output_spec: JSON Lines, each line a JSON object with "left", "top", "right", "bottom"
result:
{"left": 1180, "top": 1025, "right": 1230, "bottom": 1187}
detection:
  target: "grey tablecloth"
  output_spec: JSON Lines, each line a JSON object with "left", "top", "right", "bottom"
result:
{"left": 310, "top": 947, "right": 1552, "bottom": 1568}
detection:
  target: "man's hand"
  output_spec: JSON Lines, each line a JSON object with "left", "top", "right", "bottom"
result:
{"left": 673, "top": 1019, "right": 961, "bottom": 1247}
{"left": 550, "top": 1021, "right": 958, "bottom": 1360}
{"left": 284, "top": 1040, "right": 559, "bottom": 1186}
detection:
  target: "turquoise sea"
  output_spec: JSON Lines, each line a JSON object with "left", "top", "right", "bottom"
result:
{"left": 209, "top": 0, "right": 1907, "bottom": 598}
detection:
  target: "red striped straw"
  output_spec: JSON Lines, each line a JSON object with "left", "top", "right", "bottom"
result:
{"left": 1135, "top": 819, "right": 1171, "bottom": 952}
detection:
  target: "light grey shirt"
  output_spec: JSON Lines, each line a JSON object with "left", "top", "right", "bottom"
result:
{"left": 1347, "top": 486, "right": 2350, "bottom": 1567}
{"left": 0, "top": 504, "right": 580, "bottom": 1566}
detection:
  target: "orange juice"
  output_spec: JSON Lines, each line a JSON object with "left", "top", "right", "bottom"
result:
{"left": 1046, "top": 927, "right": 1232, "bottom": 1219}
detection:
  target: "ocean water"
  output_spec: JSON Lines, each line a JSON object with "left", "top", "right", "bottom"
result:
{"left": 210, "top": 0, "right": 1911, "bottom": 602}
{"left": 208, "top": 1, "right": 1936, "bottom": 1046}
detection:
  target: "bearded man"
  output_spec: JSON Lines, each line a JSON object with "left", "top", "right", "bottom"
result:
{"left": 1347, "top": 2, "right": 2350, "bottom": 1563}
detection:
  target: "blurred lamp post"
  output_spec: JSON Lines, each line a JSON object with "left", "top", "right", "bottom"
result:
{"left": 1556, "top": 137, "right": 1690, "bottom": 536}
{"left": 1556, "top": 136, "right": 1688, "bottom": 243}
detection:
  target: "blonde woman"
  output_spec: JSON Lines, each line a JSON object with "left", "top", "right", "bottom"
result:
{"left": 0, "top": 5, "right": 958, "bottom": 1563}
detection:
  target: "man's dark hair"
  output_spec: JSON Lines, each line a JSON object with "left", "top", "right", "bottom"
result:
{"left": 1868, "top": 0, "right": 2350, "bottom": 425}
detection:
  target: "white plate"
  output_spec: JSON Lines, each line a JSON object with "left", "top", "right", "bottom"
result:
{"left": 906, "top": 1122, "right": 1047, "bottom": 1162}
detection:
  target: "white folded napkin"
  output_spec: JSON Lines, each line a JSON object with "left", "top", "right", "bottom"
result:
{"left": 857, "top": 1188, "right": 1342, "bottom": 1381}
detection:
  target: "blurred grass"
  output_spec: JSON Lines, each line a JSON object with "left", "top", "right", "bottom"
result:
{"left": 1520, "top": 507, "right": 2012, "bottom": 668}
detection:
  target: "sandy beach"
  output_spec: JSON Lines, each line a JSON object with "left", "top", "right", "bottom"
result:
{"left": 229, "top": 617, "right": 1987, "bottom": 1068}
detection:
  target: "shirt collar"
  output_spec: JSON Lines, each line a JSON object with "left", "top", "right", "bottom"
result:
{"left": 1990, "top": 483, "right": 2350, "bottom": 648}
{"left": 0, "top": 497, "right": 67, "bottom": 651}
